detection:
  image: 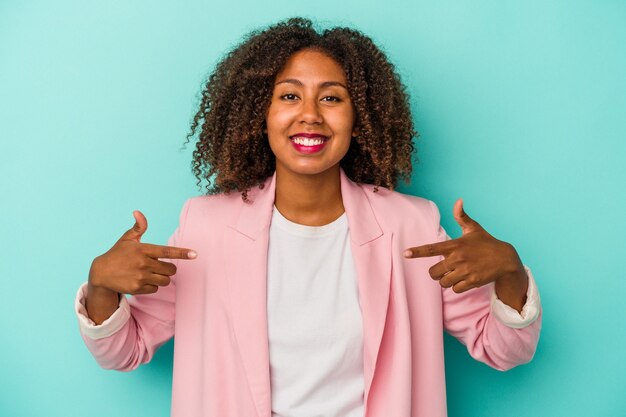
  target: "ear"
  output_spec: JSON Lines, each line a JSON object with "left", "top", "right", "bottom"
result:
{"left": 351, "top": 126, "right": 359, "bottom": 137}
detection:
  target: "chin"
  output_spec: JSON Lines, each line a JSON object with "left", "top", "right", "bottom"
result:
{"left": 279, "top": 162, "right": 341, "bottom": 177}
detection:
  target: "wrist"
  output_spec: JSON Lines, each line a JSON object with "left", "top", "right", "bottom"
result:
{"left": 495, "top": 268, "right": 528, "bottom": 313}
{"left": 88, "top": 256, "right": 119, "bottom": 295}
{"left": 87, "top": 281, "right": 119, "bottom": 299}
{"left": 86, "top": 280, "right": 121, "bottom": 325}
{"left": 87, "top": 258, "right": 120, "bottom": 301}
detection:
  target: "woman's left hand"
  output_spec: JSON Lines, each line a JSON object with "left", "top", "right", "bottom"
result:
{"left": 403, "top": 199, "right": 528, "bottom": 311}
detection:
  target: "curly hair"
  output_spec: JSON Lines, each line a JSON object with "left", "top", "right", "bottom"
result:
{"left": 186, "top": 17, "right": 417, "bottom": 197}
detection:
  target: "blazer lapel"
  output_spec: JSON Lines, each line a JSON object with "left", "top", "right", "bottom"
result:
{"left": 340, "top": 170, "right": 393, "bottom": 406}
{"left": 225, "top": 174, "right": 277, "bottom": 417}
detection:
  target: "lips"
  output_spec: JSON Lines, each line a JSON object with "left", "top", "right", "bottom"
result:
{"left": 289, "top": 133, "right": 330, "bottom": 154}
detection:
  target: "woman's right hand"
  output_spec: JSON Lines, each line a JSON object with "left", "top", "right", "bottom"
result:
{"left": 85, "top": 210, "right": 196, "bottom": 324}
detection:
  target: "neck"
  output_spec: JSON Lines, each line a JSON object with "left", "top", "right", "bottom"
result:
{"left": 274, "top": 165, "right": 345, "bottom": 226}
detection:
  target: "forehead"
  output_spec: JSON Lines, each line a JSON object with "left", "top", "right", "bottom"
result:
{"left": 275, "top": 49, "right": 347, "bottom": 84}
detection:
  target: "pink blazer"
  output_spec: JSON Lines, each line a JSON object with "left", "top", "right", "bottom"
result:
{"left": 81, "top": 170, "right": 541, "bottom": 417}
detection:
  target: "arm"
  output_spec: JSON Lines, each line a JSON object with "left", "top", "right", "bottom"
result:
{"left": 75, "top": 200, "right": 195, "bottom": 370}
{"left": 441, "top": 270, "right": 542, "bottom": 371}
{"left": 405, "top": 199, "right": 542, "bottom": 370}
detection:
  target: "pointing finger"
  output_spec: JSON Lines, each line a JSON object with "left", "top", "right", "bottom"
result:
{"left": 403, "top": 240, "right": 455, "bottom": 258}
{"left": 453, "top": 199, "right": 481, "bottom": 234}
{"left": 141, "top": 243, "right": 197, "bottom": 260}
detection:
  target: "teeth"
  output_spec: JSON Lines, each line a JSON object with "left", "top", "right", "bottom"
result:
{"left": 291, "top": 136, "right": 326, "bottom": 146}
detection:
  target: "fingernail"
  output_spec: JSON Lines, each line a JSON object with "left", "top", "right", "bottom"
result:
{"left": 188, "top": 250, "right": 197, "bottom": 259}
{"left": 403, "top": 250, "right": 412, "bottom": 258}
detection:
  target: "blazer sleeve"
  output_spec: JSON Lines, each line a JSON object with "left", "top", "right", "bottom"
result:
{"left": 428, "top": 201, "right": 543, "bottom": 371}
{"left": 76, "top": 199, "right": 192, "bottom": 371}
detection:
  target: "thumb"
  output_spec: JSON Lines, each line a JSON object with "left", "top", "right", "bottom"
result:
{"left": 120, "top": 210, "right": 148, "bottom": 242}
{"left": 453, "top": 198, "right": 481, "bottom": 234}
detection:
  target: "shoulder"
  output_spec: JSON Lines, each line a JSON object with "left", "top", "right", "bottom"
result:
{"left": 186, "top": 191, "right": 243, "bottom": 209}
{"left": 358, "top": 183, "right": 441, "bottom": 235}
{"left": 363, "top": 183, "right": 431, "bottom": 206}
{"left": 178, "top": 191, "right": 244, "bottom": 225}
{"left": 359, "top": 183, "right": 436, "bottom": 217}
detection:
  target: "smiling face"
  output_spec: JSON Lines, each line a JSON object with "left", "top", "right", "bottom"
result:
{"left": 266, "top": 48, "right": 357, "bottom": 179}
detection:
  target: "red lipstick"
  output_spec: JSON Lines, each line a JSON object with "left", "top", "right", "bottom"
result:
{"left": 289, "top": 133, "right": 329, "bottom": 154}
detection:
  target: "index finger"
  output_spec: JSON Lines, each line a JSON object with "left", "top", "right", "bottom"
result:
{"left": 141, "top": 243, "right": 197, "bottom": 260}
{"left": 403, "top": 240, "right": 455, "bottom": 259}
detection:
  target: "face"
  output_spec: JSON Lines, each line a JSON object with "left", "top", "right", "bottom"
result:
{"left": 266, "top": 48, "right": 357, "bottom": 179}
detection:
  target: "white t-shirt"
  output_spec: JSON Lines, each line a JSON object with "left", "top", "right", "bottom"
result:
{"left": 267, "top": 207, "right": 364, "bottom": 417}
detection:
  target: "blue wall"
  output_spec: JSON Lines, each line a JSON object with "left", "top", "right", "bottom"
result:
{"left": 1, "top": 1, "right": 624, "bottom": 415}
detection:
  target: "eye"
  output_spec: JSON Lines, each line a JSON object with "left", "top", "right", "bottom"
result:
{"left": 280, "top": 93, "right": 299, "bottom": 101}
{"left": 321, "top": 96, "right": 342, "bottom": 103}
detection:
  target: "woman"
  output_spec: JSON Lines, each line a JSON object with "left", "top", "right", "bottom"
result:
{"left": 76, "top": 17, "right": 541, "bottom": 417}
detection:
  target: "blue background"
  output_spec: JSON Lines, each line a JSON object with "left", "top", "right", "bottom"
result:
{"left": 1, "top": 1, "right": 624, "bottom": 416}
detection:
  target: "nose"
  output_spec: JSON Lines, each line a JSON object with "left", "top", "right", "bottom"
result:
{"left": 299, "top": 96, "right": 323, "bottom": 125}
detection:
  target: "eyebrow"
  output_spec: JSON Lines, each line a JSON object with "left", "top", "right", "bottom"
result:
{"left": 274, "top": 78, "right": 348, "bottom": 90}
